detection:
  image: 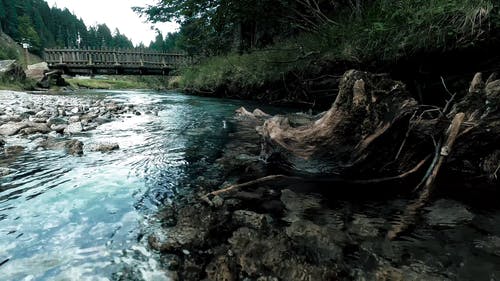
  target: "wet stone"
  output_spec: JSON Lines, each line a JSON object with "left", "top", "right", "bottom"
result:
{"left": 473, "top": 236, "right": 500, "bottom": 257}
{"left": 64, "top": 122, "right": 83, "bottom": 134}
{"left": 425, "top": 199, "right": 474, "bottom": 227}
{"left": 232, "top": 210, "right": 269, "bottom": 230}
{"left": 90, "top": 143, "right": 120, "bottom": 153}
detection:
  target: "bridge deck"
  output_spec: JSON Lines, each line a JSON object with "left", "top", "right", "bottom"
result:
{"left": 44, "top": 48, "right": 192, "bottom": 75}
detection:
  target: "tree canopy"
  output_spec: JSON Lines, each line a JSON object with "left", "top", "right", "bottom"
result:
{"left": 0, "top": 0, "right": 134, "bottom": 55}
{"left": 134, "top": 0, "right": 339, "bottom": 55}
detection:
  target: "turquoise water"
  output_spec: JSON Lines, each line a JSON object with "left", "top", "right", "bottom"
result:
{"left": 0, "top": 91, "right": 270, "bottom": 280}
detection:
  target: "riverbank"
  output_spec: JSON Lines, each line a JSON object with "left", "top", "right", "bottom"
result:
{"left": 176, "top": 0, "right": 500, "bottom": 108}
{"left": 64, "top": 75, "right": 175, "bottom": 91}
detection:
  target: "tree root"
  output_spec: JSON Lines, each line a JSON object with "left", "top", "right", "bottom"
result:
{"left": 202, "top": 155, "right": 430, "bottom": 201}
{"left": 387, "top": 113, "right": 465, "bottom": 240}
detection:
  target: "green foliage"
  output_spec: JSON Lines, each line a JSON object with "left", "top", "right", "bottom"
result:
{"left": 0, "top": 0, "right": 135, "bottom": 54}
{"left": 177, "top": 0, "right": 500, "bottom": 92}
{"left": 18, "top": 15, "right": 42, "bottom": 53}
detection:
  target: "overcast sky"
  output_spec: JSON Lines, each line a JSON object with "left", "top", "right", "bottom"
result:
{"left": 45, "top": 0, "right": 179, "bottom": 46}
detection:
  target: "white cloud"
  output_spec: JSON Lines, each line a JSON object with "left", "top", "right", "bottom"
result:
{"left": 44, "top": 0, "right": 179, "bottom": 46}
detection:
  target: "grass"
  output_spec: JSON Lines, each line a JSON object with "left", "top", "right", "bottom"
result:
{"left": 0, "top": 77, "right": 37, "bottom": 91}
{"left": 65, "top": 75, "right": 171, "bottom": 90}
{"left": 179, "top": 0, "right": 499, "bottom": 92}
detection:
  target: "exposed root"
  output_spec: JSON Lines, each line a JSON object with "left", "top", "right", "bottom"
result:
{"left": 387, "top": 112, "right": 465, "bottom": 240}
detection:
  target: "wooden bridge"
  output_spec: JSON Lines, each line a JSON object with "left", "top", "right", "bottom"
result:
{"left": 44, "top": 48, "right": 193, "bottom": 75}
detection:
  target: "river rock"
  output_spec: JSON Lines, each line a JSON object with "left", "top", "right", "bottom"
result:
{"left": 228, "top": 227, "right": 338, "bottom": 280}
{"left": 50, "top": 124, "right": 67, "bottom": 133}
{"left": 64, "top": 122, "right": 83, "bottom": 134}
{"left": 68, "top": 116, "right": 80, "bottom": 123}
{"left": 28, "top": 116, "right": 47, "bottom": 123}
{"left": 47, "top": 117, "right": 67, "bottom": 127}
{"left": 425, "top": 199, "right": 474, "bottom": 227}
{"left": 19, "top": 122, "right": 51, "bottom": 135}
{"left": 90, "top": 143, "right": 120, "bottom": 152}
{"left": 0, "top": 138, "right": 5, "bottom": 147}
{"left": 232, "top": 210, "right": 268, "bottom": 230}
{"left": 64, "top": 139, "right": 83, "bottom": 156}
{"left": 4, "top": 145, "right": 24, "bottom": 156}
{"left": 474, "top": 236, "right": 500, "bottom": 257}
{"left": 0, "top": 122, "right": 29, "bottom": 136}
{"left": 0, "top": 167, "right": 12, "bottom": 176}
{"left": 70, "top": 107, "right": 79, "bottom": 114}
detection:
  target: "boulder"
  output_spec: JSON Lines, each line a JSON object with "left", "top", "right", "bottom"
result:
{"left": 0, "top": 122, "right": 29, "bottom": 136}
{"left": 25, "top": 62, "right": 49, "bottom": 81}
{"left": 0, "top": 60, "right": 26, "bottom": 81}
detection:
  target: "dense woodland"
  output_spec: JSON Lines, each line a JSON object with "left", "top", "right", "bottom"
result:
{"left": 0, "top": 0, "right": 182, "bottom": 58}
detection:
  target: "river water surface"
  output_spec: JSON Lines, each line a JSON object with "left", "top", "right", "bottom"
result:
{"left": 0, "top": 90, "right": 280, "bottom": 280}
{"left": 1, "top": 90, "right": 500, "bottom": 281}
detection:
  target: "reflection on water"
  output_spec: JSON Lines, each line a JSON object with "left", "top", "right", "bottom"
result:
{"left": 0, "top": 91, "right": 271, "bottom": 280}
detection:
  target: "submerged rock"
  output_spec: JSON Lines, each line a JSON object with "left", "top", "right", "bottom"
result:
{"left": 425, "top": 199, "right": 474, "bottom": 227}
{"left": 474, "top": 236, "right": 500, "bottom": 257}
{"left": 64, "top": 139, "right": 83, "bottom": 156}
{"left": 89, "top": 143, "right": 120, "bottom": 153}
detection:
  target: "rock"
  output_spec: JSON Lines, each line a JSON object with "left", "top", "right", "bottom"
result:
{"left": 28, "top": 116, "right": 47, "bottom": 123}
{"left": 50, "top": 124, "right": 67, "bottom": 133}
{"left": 0, "top": 167, "right": 12, "bottom": 176}
{"left": 148, "top": 203, "right": 225, "bottom": 253}
{"left": 25, "top": 62, "right": 49, "bottom": 81}
{"left": 232, "top": 210, "right": 268, "bottom": 230}
{"left": 64, "top": 139, "right": 83, "bottom": 156}
{"left": 0, "top": 60, "right": 26, "bottom": 81}
{"left": 47, "top": 117, "right": 67, "bottom": 127}
{"left": 90, "top": 143, "right": 120, "bottom": 152}
{"left": 285, "top": 219, "right": 344, "bottom": 264}
{"left": 474, "top": 236, "right": 500, "bottom": 257}
{"left": 0, "top": 122, "right": 29, "bottom": 136}
{"left": 4, "top": 145, "right": 24, "bottom": 156}
{"left": 348, "top": 214, "right": 385, "bottom": 238}
{"left": 206, "top": 255, "right": 236, "bottom": 281}
{"left": 425, "top": 199, "right": 474, "bottom": 227}
{"left": 19, "top": 122, "right": 51, "bottom": 135}
{"left": 228, "top": 227, "right": 337, "bottom": 280}
{"left": 68, "top": 116, "right": 80, "bottom": 123}
{"left": 70, "top": 107, "right": 79, "bottom": 114}
{"left": 0, "top": 138, "right": 5, "bottom": 147}
{"left": 64, "top": 122, "right": 83, "bottom": 134}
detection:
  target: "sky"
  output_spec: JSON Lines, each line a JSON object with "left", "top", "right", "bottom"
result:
{"left": 45, "top": 0, "right": 179, "bottom": 46}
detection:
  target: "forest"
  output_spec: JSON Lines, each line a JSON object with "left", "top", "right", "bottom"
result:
{"left": 0, "top": 0, "right": 180, "bottom": 58}
{"left": 135, "top": 0, "right": 500, "bottom": 101}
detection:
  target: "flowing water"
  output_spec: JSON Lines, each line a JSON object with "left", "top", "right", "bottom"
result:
{"left": 1, "top": 90, "right": 500, "bottom": 280}
{"left": 0, "top": 90, "right": 281, "bottom": 281}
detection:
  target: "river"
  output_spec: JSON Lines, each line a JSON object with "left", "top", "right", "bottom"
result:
{"left": 0, "top": 90, "right": 282, "bottom": 280}
{"left": 1, "top": 90, "right": 500, "bottom": 280}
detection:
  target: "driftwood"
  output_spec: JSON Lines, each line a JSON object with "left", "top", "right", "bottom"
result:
{"left": 207, "top": 69, "right": 499, "bottom": 238}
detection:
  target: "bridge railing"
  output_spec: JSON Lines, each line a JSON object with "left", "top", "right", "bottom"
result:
{"left": 44, "top": 48, "right": 193, "bottom": 68}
